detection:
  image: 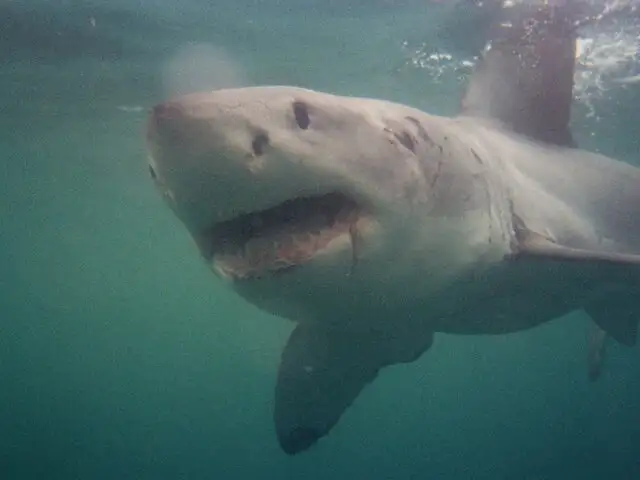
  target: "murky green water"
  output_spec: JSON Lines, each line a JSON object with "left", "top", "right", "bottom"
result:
{"left": 1, "top": 1, "right": 639, "bottom": 478}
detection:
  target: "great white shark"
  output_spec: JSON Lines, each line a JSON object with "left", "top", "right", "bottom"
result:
{"left": 145, "top": 4, "right": 640, "bottom": 454}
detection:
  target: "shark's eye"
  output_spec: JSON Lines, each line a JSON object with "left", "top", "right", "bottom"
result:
{"left": 292, "top": 101, "right": 310, "bottom": 130}
{"left": 252, "top": 133, "right": 270, "bottom": 156}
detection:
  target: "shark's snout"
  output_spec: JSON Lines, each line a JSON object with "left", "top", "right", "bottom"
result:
{"left": 151, "top": 102, "right": 180, "bottom": 124}
{"left": 146, "top": 89, "right": 385, "bottom": 282}
{"left": 147, "top": 101, "right": 195, "bottom": 148}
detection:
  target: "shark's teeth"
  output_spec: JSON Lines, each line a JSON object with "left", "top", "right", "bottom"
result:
{"left": 205, "top": 192, "right": 364, "bottom": 280}
{"left": 210, "top": 214, "right": 361, "bottom": 280}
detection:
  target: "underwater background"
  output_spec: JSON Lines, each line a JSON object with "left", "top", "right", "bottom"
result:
{"left": 1, "top": 1, "right": 639, "bottom": 478}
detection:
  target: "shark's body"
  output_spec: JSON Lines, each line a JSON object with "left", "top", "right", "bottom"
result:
{"left": 145, "top": 4, "right": 639, "bottom": 454}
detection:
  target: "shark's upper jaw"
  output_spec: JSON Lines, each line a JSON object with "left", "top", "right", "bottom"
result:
{"left": 198, "top": 191, "right": 364, "bottom": 281}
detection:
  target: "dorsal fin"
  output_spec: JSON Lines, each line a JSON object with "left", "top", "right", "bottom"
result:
{"left": 460, "top": 3, "right": 578, "bottom": 147}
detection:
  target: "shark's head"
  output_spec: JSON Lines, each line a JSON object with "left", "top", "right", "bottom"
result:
{"left": 146, "top": 86, "right": 500, "bottom": 323}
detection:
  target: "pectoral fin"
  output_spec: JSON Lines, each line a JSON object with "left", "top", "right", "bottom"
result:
{"left": 510, "top": 222, "right": 640, "bottom": 267}
{"left": 510, "top": 217, "right": 639, "bottom": 350}
{"left": 586, "top": 294, "right": 638, "bottom": 348}
{"left": 274, "top": 323, "right": 433, "bottom": 454}
{"left": 584, "top": 292, "right": 638, "bottom": 381}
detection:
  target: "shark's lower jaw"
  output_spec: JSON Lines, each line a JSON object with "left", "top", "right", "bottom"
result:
{"left": 203, "top": 192, "right": 363, "bottom": 281}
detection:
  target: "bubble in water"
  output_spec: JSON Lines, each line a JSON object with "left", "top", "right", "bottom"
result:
{"left": 161, "top": 43, "right": 247, "bottom": 98}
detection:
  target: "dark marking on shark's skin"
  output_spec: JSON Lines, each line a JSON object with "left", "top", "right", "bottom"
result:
{"left": 405, "top": 115, "right": 434, "bottom": 144}
{"left": 292, "top": 100, "right": 310, "bottom": 130}
{"left": 429, "top": 159, "right": 443, "bottom": 190}
{"left": 393, "top": 130, "right": 416, "bottom": 154}
{"left": 145, "top": 2, "right": 640, "bottom": 455}
{"left": 471, "top": 148, "right": 483, "bottom": 165}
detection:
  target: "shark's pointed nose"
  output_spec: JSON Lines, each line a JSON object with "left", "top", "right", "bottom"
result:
{"left": 152, "top": 102, "right": 181, "bottom": 118}
{"left": 150, "top": 102, "right": 182, "bottom": 128}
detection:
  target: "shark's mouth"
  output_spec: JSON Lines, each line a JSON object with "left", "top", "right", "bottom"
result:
{"left": 205, "top": 192, "right": 362, "bottom": 280}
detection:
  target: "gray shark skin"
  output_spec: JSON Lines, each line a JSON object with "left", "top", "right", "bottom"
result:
{"left": 145, "top": 4, "right": 640, "bottom": 454}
